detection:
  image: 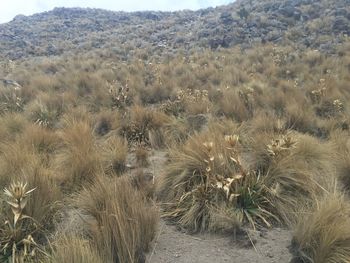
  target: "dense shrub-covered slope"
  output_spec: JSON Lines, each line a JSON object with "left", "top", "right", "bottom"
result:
{"left": 0, "top": 0, "right": 349, "bottom": 59}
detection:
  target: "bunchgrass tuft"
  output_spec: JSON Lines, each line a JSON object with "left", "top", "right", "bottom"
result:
{"left": 292, "top": 191, "right": 350, "bottom": 263}
{"left": 157, "top": 130, "right": 278, "bottom": 232}
{"left": 74, "top": 175, "right": 159, "bottom": 262}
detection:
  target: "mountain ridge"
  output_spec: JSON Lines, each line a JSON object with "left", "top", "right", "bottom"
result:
{"left": 0, "top": 0, "right": 349, "bottom": 60}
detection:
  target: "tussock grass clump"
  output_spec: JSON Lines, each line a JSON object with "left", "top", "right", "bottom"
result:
{"left": 217, "top": 89, "right": 253, "bottom": 122}
{"left": 0, "top": 113, "right": 28, "bottom": 141}
{"left": 100, "top": 136, "right": 128, "bottom": 175}
{"left": 54, "top": 120, "right": 101, "bottom": 191}
{"left": 121, "top": 105, "right": 169, "bottom": 145}
{"left": 74, "top": 175, "right": 158, "bottom": 263}
{"left": 139, "top": 83, "right": 171, "bottom": 105}
{"left": 0, "top": 85, "right": 24, "bottom": 114}
{"left": 94, "top": 110, "right": 120, "bottom": 136}
{"left": 331, "top": 132, "right": 350, "bottom": 192}
{"left": 59, "top": 106, "right": 93, "bottom": 128}
{"left": 292, "top": 192, "right": 350, "bottom": 263}
{"left": 26, "top": 93, "right": 65, "bottom": 128}
{"left": 158, "top": 128, "right": 337, "bottom": 232}
{"left": 130, "top": 169, "right": 155, "bottom": 199}
{"left": 263, "top": 133, "right": 336, "bottom": 224}
{"left": 0, "top": 142, "right": 42, "bottom": 188}
{"left": 162, "top": 117, "right": 190, "bottom": 147}
{"left": 157, "top": 130, "right": 276, "bottom": 232}
{"left": 19, "top": 124, "right": 61, "bottom": 156}
{"left": 180, "top": 88, "right": 211, "bottom": 115}
{"left": 21, "top": 166, "right": 62, "bottom": 230}
{"left": 0, "top": 125, "right": 60, "bottom": 178}
{"left": 51, "top": 235, "right": 104, "bottom": 263}
{"left": 0, "top": 148, "right": 61, "bottom": 237}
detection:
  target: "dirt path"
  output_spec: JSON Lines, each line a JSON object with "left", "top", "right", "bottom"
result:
{"left": 147, "top": 221, "right": 292, "bottom": 263}
{"left": 144, "top": 150, "right": 294, "bottom": 263}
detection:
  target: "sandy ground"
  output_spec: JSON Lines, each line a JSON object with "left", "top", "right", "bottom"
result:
{"left": 146, "top": 221, "right": 293, "bottom": 263}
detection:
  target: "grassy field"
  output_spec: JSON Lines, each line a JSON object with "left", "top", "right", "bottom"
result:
{"left": 0, "top": 40, "right": 350, "bottom": 262}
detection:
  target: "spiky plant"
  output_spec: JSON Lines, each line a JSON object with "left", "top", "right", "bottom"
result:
{"left": 4, "top": 182, "right": 36, "bottom": 226}
{"left": 107, "top": 79, "right": 132, "bottom": 110}
{"left": 0, "top": 181, "right": 47, "bottom": 262}
{"left": 310, "top": 86, "right": 326, "bottom": 104}
{"left": 267, "top": 134, "right": 297, "bottom": 159}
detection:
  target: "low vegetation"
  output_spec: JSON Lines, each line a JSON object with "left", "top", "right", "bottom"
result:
{"left": 0, "top": 3, "right": 349, "bottom": 261}
{"left": 292, "top": 192, "right": 350, "bottom": 263}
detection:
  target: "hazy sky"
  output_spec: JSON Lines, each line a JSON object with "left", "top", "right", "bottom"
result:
{"left": 0, "top": 0, "right": 233, "bottom": 23}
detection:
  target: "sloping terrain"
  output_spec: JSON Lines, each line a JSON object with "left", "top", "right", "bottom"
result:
{"left": 0, "top": 0, "right": 350, "bottom": 263}
{"left": 0, "top": 0, "right": 349, "bottom": 59}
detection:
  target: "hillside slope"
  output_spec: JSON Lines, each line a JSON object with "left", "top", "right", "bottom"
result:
{"left": 0, "top": 0, "right": 349, "bottom": 59}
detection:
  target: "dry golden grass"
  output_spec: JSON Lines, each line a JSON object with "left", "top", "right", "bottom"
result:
{"left": 19, "top": 124, "right": 61, "bottom": 156}
{"left": 285, "top": 103, "right": 319, "bottom": 136}
{"left": 130, "top": 105, "right": 170, "bottom": 130}
{"left": 263, "top": 133, "right": 336, "bottom": 224}
{"left": 51, "top": 235, "right": 105, "bottom": 263}
{"left": 330, "top": 131, "right": 350, "bottom": 192}
{"left": 130, "top": 169, "right": 155, "bottom": 199}
{"left": 162, "top": 117, "right": 189, "bottom": 147}
{"left": 135, "top": 145, "right": 149, "bottom": 167}
{"left": 22, "top": 166, "right": 62, "bottom": 230}
{"left": 0, "top": 141, "right": 42, "bottom": 188}
{"left": 0, "top": 113, "right": 28, "bottom": 142}
{"left": 157, "top": 124, "right": 340, "bottom": 232}
{"left": 120, "top": 105, "right": 170, "bottom": 145}
{"left": 100, "top": 135, "right": 128, "bottom": 175}
{"left": 54, "top": 120, "right": 101, "bottom": 191}
{"left": 217, "top": 89, "right": 252, "bottom": 122}
{"left": 74, "top": 175, "right": 158, "bottom": 262}
{"left": 93, "top": 110, "right": 121, "bottom": 136}
{"left": 292, "top": 192, "right": 350, "bottom": 263}
{"left": 1, "top": 38, "right": 350, "bottom": 261}
{"left": 59, "top": 106, "right": 93, "bottom": 128}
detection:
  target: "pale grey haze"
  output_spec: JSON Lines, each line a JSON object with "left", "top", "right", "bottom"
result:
{"left": 0, "top": 0, "right": 233, "bottom": 23}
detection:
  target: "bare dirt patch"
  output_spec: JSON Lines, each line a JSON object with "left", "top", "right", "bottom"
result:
{"left": 147, "top": 221, "right": 292, "bottom": 263}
